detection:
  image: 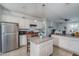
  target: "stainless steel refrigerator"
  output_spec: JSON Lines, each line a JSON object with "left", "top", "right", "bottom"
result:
{"left": 0, "top": 22, "right": 19, "bottom": 53}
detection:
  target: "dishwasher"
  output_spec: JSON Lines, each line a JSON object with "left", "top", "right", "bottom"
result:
{"left": 19, "top": 31, "right": 27, "bottom": 47}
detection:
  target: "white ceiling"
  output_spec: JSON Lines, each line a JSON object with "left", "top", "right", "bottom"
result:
{"left": 1, "top": 3, "right": 79, "bottom": 22}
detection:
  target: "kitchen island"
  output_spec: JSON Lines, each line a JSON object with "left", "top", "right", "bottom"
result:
{"left": 52, "top": 34, "right": 79, "bottom": 56}
{"left": 30, "top": 37, "right": 53, "bottom": 56}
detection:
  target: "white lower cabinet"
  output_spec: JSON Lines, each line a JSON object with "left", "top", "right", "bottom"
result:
{"left": 52, "top": 35, "right": 79, "bottom": 56}
{"left": 30, "top": 40, "right": 53, "bottom": 56}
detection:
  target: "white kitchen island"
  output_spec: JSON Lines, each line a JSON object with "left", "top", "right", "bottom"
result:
{"left": 30, "top": 37, "right": 53, "bottom": 56}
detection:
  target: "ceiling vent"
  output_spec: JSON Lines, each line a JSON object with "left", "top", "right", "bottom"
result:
{"left": 42, "top": 4, "right": 46, "bottom": 7}
{"left": 22, "top": 17, "right": 25, "bottom": 19}
{"left": 65, "top": 3, "right": 70, "bottom": 6}
{"left": 64, "top": 18, "right": 69, "bottom": 21}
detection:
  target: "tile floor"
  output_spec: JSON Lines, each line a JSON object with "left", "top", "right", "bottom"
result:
{"left": 0, "top": 45, "right": 68, "bottom": 56}
{"left": 0, "top": 46, "right": 29, "bottom": 56}
{"left": 53, "top": 46, "right": 73, "bottom": 56}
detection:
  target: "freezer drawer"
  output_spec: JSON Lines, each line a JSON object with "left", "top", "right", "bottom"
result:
{"left": 2, "top": 33, "right": 18, "bottom": 53}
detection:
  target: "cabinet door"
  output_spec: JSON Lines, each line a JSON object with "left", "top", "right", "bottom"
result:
{"left": 39, "top": 40, "right": 53, "bottom": 56}
{"left": 40, "top": 44, "right": 53, "bottom": 56}
{"left": 46, "top": 44, "right": 53, "bottom": 55}
{"left": 39, "top": 46, "right": 47, "bottom": 56}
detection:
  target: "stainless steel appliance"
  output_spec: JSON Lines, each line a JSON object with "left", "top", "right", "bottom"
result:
{"left": 0, "top": 22, "right": 19, "bottom": 53}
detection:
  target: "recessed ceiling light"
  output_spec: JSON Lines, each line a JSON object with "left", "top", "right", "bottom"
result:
{"left": 22, "top": 16, "right": 26, "bottom": 19}
{"left": 65, "top": 3, "right": 70, "bottom": 5}
{"left": 22, "top": 6, "right": 27, "bottom": 9}
{"left": 34, "top": 20, "right": 37, "bottom": 22}
{"left": 22, "top": 6, "right": 25, "bottom": 8}
{"left": 42, "top": 4, "right": 46, "bottom": 7}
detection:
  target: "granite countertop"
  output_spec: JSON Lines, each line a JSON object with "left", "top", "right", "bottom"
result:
{"left": 52, "top": 34, "right": 79, "bottom": 39}
{"left": 30, "top": 37, "right": 52, "bottom": 44}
